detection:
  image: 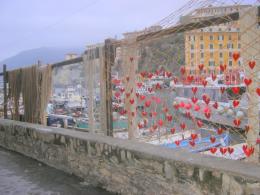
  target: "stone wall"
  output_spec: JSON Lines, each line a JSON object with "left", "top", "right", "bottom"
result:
{"left": 0, "top": 119, "right": 259, "bottom": 195}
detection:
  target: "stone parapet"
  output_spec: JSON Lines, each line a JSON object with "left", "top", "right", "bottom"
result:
{"left": 0, "top": 119, "right": 259, "bottom": 195}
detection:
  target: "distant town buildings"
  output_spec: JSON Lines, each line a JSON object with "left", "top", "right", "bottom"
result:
{"left": 182, "top": 4, "right": 251, "bottom": 84}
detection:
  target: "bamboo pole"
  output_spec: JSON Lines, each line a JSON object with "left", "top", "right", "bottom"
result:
{"left": 240, "top": 6, "right": 260, "bottom": 163}
{"left": 104, "top": 39, "right": 115, "bottom": 136}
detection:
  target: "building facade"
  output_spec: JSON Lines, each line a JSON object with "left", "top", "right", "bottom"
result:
{"left": 183, "top": 5, "right": 251, "bottom": 84}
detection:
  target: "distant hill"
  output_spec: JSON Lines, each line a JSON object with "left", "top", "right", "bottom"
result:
{"left": 0, "top": 47, "right": 85, "bottom": 70}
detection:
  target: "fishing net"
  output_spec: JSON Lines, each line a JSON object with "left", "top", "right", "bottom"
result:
{"left": 8, "top": 65, "right": 52, "bottom": 124}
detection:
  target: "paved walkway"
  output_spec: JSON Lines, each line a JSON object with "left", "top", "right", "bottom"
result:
{"left": 0, "top": 147, "right": 113, "bottom": 195}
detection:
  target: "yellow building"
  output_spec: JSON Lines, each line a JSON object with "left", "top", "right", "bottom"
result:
{"left": 183, "top": 5, "right": 250, "bottom": 82}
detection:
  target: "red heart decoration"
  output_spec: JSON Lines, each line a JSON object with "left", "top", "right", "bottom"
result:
{"left": 136, "top": 93, "right": 139, "bottom": 98}
{"left": 179, "top": 102, "right": 185, "bottom": 108}
{"left": 256, "top": 138, "right": 260, "bottom": 145}
{"left": 120, "top": 87, "right": 125, "bottom": 93}
{"left": 148, "top": 88, "right": 153, "bottom": 93}
{"left": 211, "top": 74, "right": 217, "bottom": 81}
{"left": 233, "top": 100, "right": 240, "bottom": 108}
{"left": 142, "top": 111, "right": 147, "bottom": 117}
{"left": 256, "top": 88, "right": 260, "bottom": 96}
{"left": 129, "top": 99, "right": 134, "bottom": 104}
{"left": 180, "top": 123, "right": 186, "bottom": 130}
{"left": 137, "top": 82, "right": 143, "bottom": 88}
{"left": 185, "top": 103, "right": 192, "bottom": 110}
{"left": 202, "top": 80, "right": 208, "bottom": 87}
{"left": 198, "top": 64, "right": 204, "bottom": 71}
{"left": 180, "top": 67, "right": 186, "bottom": 75}
{"left": 248, "top": 60, "right": 256, "bottom": 70}
{"left": 140, "top": 71, "right": 146, "bottom": 78}
{"left": 120, "top": 109, "right": 127, "bottom": 115}
{"left": 232, "top": 87, "right": 240, "bottom": 94}
{"left": 189, "top": 140, "right": 195, "bottom": 147}
{"left": 173, "top": 77, "right": 178, "bottom": 84}
{"left": 185, "top": 111, "right": 191, "bottom": 118}
{"left": 243, "top": 145, "right": 254, "bottom": 157}
{"left": 147, "top": 72, "right": 153, "bottom": 79}
{"left": 197, "top": 120, "right": 203, "bottom": 128}
{"left": 140, "top": 95, "right": 146, "bottom": 101}
{"left": 213, "top": 102, "right": 218, "bottom": 109}
{"left": 232, "top": 52, "right": 240, "bottom": 62}
{"left": 191, "top": 97, "right": 198, "bottom": 104}
{"left": 220, "top": 87, "right": 225, "bottom": 94}
{"left": 244, "top": 78, "right": 252, "bottom": 86}
{"left": 157, "top": 119, "right": 163, "bottom": 126}
{"left": 210, "top": 136, "right": 216, "bottom": 143}
{"left": 115, "top": 91, "right": 121, "bottom": 98}
{"left": 166, "top": 72, "right": 172, "bottom": 78}
{"left": 152, "top": 111, "right": 157, "bottom": 117}
{"left": 153, "top": 124, "right": 158, "bottom": 130}
{"left": 175, "top": 140, "right": 181, "bottom": 146}
{"left": 205, "top": 112, "right": 211, "bottom": 119}
{"left": 203, "top": 96, "right": 210, "bottom": 105}
{"left": 194, "top": 104, "right": 200, "bottom": 111}
{"left": 233, "top": 118, "right": 241, "bottom": 127}
{"left": 138, "top": 123, "right": 143, "bottom": 129}
{"left": 170, "top": 128, "right": 175, "bottom": 134}
{"left": 217, "top": 128, "right": 223, "bottom": 135}
{"left": 191, "top": 133, "right": 198, "bottom": 140}
{"left": 220, "top": 147, "right": 227, "bottom": 155}
{"left": 155, "top": 83, "right": 161, "bottom": 90}
{"left": 191, "top": 87, "right": 198, "bottom": 94}
{"left": 166, "top": 115, "right": 173, "bottom": 122}
{"left": 220, "top": 64, "right": 227, "bottom": 72}
{"left": 187, "top": 75, "right": 194, "bottom": 83}
{"left": 174, "top": 104, "right": 180, "bottom": 110}
{"left": 228, "top": 147, "right": 234, "bottom": 154}
{"left": 210, "top": 147, "right": 217, "bottom": 154}
{"left": 145, "top": 100, "right": 151, "bottom": 107}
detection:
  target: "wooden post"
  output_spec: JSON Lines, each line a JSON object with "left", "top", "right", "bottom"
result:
{"left": 240, "top": 6, "right": 260, "bottom": 163}
{"left": 104, "top": 39, "right": 115, "bottom": 136}
{"left": 83, "top": 48, "right": 95, "bottom": 133}
{"left": 121, "top": 38, "right": 139, "bottom": 139}
{"left": 3, "top": 64, "right": 7, "bottom": 119}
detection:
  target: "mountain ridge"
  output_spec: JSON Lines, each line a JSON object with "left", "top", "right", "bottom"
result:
{"left": 1, "top": 47, "right": 85, "bottom": 70}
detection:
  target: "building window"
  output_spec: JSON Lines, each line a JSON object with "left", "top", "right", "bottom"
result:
{"left": 228, "top": 35, "right": 232, "bottom": 40}
{"left": 210, "top": 35, "right": 214, "bottom": 40}
{"left": 219, "top": 52, "right": 223, "bottom": 58}
{"left": 201, "top": 53, "right": 204, "bottom": 58}
{"left": 200, "top": 44, "right": 204, "bottom": 49}
{"left": 188, "top": 36, "right": 191, "bottom": 41}
{"left": 200, "top": 35, "right": 203, "bottom": 41}
{"left": 191, "top": 44, "right": 194, "bottom": 50}
{"left": 209, "top": 28, "right": 212, "bottom": 32}
{"left": 218, "top": 35, "right": 224, "bottom": 40}
{"left": 238, "top": 60, "right": 241, "bottom": 66}
{"left": 219, "top": 44, "right": 223, "bottom": 49}
{"left": 238, "top": 43, "right": 241, "bottom": 49}
{"left": 229, "top": 61, "right": 232, "bottom": 66}
{"left": 229, "top": 52, "right": 232, "bottom": 58}
{"left": 191, "top": 53, "right": 194, "bottom": 58}
{"left": 238, "top": 35, "right": 241, "bottom": 40}
{"left": 210, "top": 44, "right": 214, "bottom": 49}
{"left": 210, "top": 52, "right": 214, "bottom": 58}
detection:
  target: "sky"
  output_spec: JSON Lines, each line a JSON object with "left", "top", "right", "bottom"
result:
{"left": 0, "top": 0, "right": 190, "bottom": 61}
